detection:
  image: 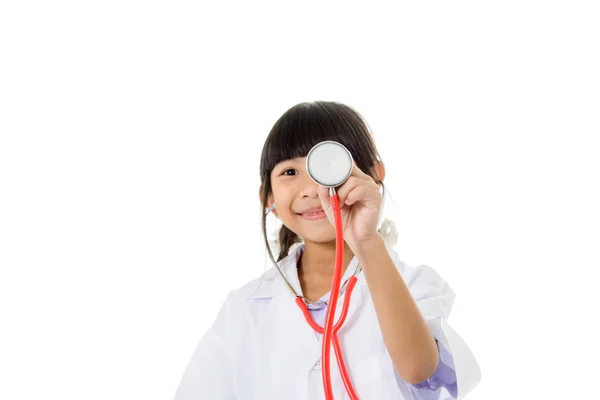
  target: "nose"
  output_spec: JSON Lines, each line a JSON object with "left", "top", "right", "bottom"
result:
{"left": 300, "top": 166, "right": 319, "bottom": 198}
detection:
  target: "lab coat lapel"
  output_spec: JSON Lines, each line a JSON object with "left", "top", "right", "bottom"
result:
{"left": 270, "top": 293, "right": 320, "bottom": 363}
{"left": 267, "top": 293, "right": 320, "bottom": 398}
{"left": 258, "top": 247, "right": 322, "bottom": 395}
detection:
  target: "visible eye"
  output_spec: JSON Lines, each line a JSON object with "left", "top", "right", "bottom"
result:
{"left": 282, "top": 169, "right": 297, "bottom": 176}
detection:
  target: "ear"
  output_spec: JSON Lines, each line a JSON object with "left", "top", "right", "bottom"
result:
{"left": 259, "top": 185, "right": 278, "bottom": 218}
{"left": 371, "top": 160, "right": 386, "bottom": 185}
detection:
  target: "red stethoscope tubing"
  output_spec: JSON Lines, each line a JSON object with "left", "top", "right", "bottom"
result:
{"left": 295, "top": 277, "right": 359, "bottom": 400}
{"left": 294, "top": 193, "right": 359, "bottom": 400}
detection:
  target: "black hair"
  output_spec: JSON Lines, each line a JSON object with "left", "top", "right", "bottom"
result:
{"left": 259, "top": 101, "right": 384, "bottom": 263}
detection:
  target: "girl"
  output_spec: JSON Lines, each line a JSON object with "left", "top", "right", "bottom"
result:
{"left": 174, "top": 101, "right": 481, "bottom": 399}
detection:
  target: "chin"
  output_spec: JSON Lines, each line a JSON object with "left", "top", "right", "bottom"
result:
{"left": 284, "top": 216, "right": 337, "bottom": 243}
{"left": 297, "top": 227, "right": 337, "bottom": 244}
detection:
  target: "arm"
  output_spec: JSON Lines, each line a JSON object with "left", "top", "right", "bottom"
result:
{"left": 355, "top": 234, "right": 439, "bottom": 385}
{"left": 355, "top": 234, "right": 481, "bottom": 398}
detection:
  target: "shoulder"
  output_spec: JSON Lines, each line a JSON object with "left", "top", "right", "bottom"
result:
{"left": 386, "top": 245, "right": 450, "bottom": 287}
{"left": 385, "top": 245, "right": 456, "bottom": 308}
{"left": 208, "top": 273, "right": 272, "bottom": 337}
{"left": 219, "top": 252, "right": 295, "bottom": 307}
{"left": 210, "top": 258, "right": 293, "bottom": 340}
{"left": 231, "top": 269, "right": 281, "bottom": 301}
{"left": 382, "top": 244, "right": 415, "bottom": 283}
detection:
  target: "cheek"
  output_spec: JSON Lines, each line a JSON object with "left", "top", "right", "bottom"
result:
{"left": 275, "top": 201, "right": 300, "bottom": 226}
{"left": 271, "top": 188, "right": 292, "bottom": 213}
{"left": 278, "top": 207, "right": 298, "bottom": 221}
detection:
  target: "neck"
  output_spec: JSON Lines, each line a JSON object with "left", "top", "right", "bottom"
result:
{"left": 298, "top": 239, "right": 355, "bottom": 278}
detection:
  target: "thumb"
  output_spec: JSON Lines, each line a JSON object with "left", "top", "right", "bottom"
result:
{"left": 317, "top": 185, "right": 335, "bottom": 225}
{"left": 317, "top": 185, "right": 330, "bottom": 208}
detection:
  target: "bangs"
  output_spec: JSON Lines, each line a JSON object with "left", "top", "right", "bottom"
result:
{"left": 260, "top": 102, "right": 377, "bottom": 179}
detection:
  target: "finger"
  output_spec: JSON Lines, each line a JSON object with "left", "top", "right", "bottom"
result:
{"left": 349, "top": 160, "right": 380, "bottom": 183}
{"left": 336, "top": 176, "right": 359, "bottom": 206}
{"left": 345, "top": 185, "right": 382, "bottom": 209}
{"left": 317, "top": 184, "right": 333, "bottom": 213}
{"left": 348, "top": 160, "right": 370, "bottom": 180}
{"left": 337, "top": 176, "right": 378, "bottom": 205}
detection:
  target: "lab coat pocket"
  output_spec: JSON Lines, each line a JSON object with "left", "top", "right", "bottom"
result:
{"left": 352, "top": 351, "right": 404, "bottom": 400}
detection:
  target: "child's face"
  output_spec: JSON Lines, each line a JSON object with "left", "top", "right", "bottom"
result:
{"left": 269, "top": 156, "right": 337, "bottom": 244}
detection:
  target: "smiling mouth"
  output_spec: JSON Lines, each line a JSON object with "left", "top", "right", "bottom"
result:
{"left": 297, "top": 210, "right": 327, "bottom": 220}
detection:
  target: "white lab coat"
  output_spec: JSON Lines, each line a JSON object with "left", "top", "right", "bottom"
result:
{"left": 174, "top": 243, "right": 481, "bottom": 399}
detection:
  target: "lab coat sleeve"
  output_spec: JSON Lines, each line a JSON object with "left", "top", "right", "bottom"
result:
{"left": 393, "top": 255, "right": 481, "bottom": 399}
{"left": 173, "top": 292, "right": 237, "bottom": 400}
{"left": 410, "top": 339, "right": 458, "bottom": 397}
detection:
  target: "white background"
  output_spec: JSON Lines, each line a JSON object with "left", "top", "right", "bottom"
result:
{"left": 1, "top": 1, "right": 599, "bottom": 399}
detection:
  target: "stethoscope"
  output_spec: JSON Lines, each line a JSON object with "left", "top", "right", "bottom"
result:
{"left": 265, "top": 141, "right": 386, "bottom": 400}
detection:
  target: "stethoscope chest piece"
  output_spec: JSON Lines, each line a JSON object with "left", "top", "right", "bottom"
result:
{"left": 306, "top": 141, "right": 353, "bottom": 188}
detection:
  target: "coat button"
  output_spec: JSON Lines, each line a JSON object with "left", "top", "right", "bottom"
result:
{"left": 313, "top": 358, "right": 322, "bottom": 370}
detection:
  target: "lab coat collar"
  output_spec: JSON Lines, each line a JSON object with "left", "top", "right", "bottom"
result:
{"left": 247, "top": 242, "right": 367, "bottom": 343}
{"left": 246, "top": 242, "right": 368, "bottom": 301}
{"left": 244, "top": 243, "right": 303, "bottom": 300}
